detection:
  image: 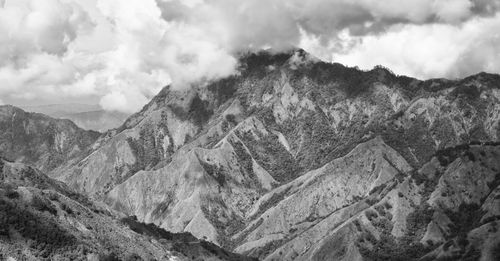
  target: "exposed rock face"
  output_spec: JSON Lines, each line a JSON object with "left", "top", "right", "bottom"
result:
{"left": 0, "top": 158, "right": 256, "bottom": 261}
{"left": 0, "top": 105, "right": 100, "bottom": 172}
{"left": 50, "top": 49, "right": 500, "bottom": 260}
{"left": 259, "top": 142, "right": 500, "bottom": 261}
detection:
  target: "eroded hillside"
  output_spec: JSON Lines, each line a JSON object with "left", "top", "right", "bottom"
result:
{"left": 45, "top": 49, "right": 500, "bottom": 260}
{"left": 0, "top": 105, "right": 100, "bottom": 172}
{"left": 0, "top": 158, "right": 256, "bottom": 261}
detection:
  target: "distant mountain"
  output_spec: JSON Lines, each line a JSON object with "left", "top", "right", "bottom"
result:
{"left": 0, "top": 158, "right": 256, "bottom": 261}
{"left": 60, "top": 110, "right": 129, "bottom": 132}
{"left": 50, "top": 49, "right": 500, "bottom": 260}
{"left": 0, "top": 105, "right": 99, "bottom": 172}
{"left": 20, "top": 103, "right": 101, "bottom": 117}
{"left": 20, "top": 104, "right": 129, "bottom": 132}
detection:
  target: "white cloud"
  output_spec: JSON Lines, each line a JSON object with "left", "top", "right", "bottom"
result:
{"left": 0, "top": 0, "right": 499, "bottom": 113}
{"left": 331, "top": 13, "right": 500, "bottom": 79}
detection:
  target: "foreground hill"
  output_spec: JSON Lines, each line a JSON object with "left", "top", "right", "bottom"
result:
{"left": 0, "top": 105, "right": 100, "bottom": 172}
{"left": 50, "top": 49, "right": 500, "bottom": 260}
{"left": 0, "top": 158, "right": 256, "bottom": 261}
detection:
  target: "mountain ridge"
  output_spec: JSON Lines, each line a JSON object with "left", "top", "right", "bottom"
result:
{"left": 2, "top": 48, "right": 500, "bottom": 260}
{"left": 0, "top": 157, "right": 257, "bottom": 260}
{"left": 20, "top": 104, "right": 130, "bottom": 132}
{"left": 0, "top": 105, "right": 100, "bottom": 172}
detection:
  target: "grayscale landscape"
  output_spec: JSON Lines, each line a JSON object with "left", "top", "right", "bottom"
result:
{"left": 1, "top": 1, "right": 500, "bottom": 260}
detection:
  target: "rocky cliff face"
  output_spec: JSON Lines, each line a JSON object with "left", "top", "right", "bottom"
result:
{"left": 0, "top": 158, "right": 256, "bottom": 261}
{"left": 0, "top": 105, "right": 100, "bottom": 172}
{"left": 50, "top": 49, "right": 500, "bottom": 260}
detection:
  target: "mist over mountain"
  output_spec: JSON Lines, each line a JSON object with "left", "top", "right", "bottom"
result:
{"left": 2, "top": 49, "right": 498, "bottom": 260}
{"left": 20, "top": 104, "right": 130, "bottom": 132}
{"left": 20, "top": 104, "right": 101, "bottom": 117}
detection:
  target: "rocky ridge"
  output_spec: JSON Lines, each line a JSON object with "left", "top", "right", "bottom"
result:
{"left": 0, "top": 158, "right": 256, "bottom": 261}
{"left": 0, "top": 105, "right": 100, "bottom": 172}
{"left": 8, "top": 49, "right": 500, "bottom": 260}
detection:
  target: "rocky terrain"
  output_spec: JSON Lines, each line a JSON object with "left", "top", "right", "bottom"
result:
{"left": 0, "top": 105, "right": 100, "bottom": 172}
{"left": 2, "top": 48, "right": 500, "bottom": 260}
{"left": 45, "top": 49, "right": 500, "bottom": 260}
{"left": 0, "top": 158, "right": 256, "bottom": 261}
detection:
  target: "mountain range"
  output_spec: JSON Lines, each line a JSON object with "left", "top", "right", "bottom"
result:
{"left": 1, "top": 49, "right": 500, "bottom": 261}
{"left": 20, "top": 104, "right": 129, "bottom": 132}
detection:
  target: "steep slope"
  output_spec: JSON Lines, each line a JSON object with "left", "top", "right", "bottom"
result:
{"left": 243, "top": 142, "right": 500, "bottom": 261}
{"left": 54, "top": 49, "right": 500, "bottom": 196}
{"left": 105, "top": 116, "right": 282, "bottom": 245}
{"left": 233, "top": 137, "right": 412, "bottom": 258}
{"left": 0, "top": 158, "right": 256, "bottom": 261}
{"left": 52, "top": 49, "right": 500, "bottom": 259}
{"left": 0, "top": 105, "right": 100, "bottom": 172}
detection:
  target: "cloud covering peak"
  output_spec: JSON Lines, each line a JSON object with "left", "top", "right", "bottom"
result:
{"left": 0, "top": 0, "right": 499, "bottom": 113}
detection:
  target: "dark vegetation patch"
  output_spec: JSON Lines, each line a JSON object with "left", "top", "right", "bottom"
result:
{"left": 120, "top": 216, "right": 257, "bottom": 261}
{"left": 290, "top": 111, "right": 340, "bottom": 171}
{"left": 435, "top": 142, "right": 500, "bottom": 166}
{"left": 249, "top": 238, "right": 287, "bottom": 260}
{"left": 251, "top": 186, "right": 292, "bottom": 220}
{"left": 403, "top": 116, "right": 437, "bottom": 164}
{"left": 168, "top": 94, "right": 213, "bottom": 128}
{"left": 444, "top": 203, "right": 485, "bottom": 239}
{"left": 0, "top": 192, "right": 79, "bottom": 259}
{"left": 419, "top": 78, "right": 455, "bottom": 93}
{"left": 357, "top": 143, "right": 500, "bottom": 260}
{"left": 449, "top": 82, "right": 480, "bottom": 100}
{"left": 230, "top": 139, "right": 254, "bottom": 177}
{"left": 358, "top": 203, "right": 435, "bottom": 261}
{"left": 262, "top": 107, "right": 365, "bottom": 176}
{"left": 150, "top": 192, "right": 174, "bottom": 218}
{"left": 198, "top": 196, "right": 247, "bottom": 250}
{"left": 31, "top": 195, "right": 58, "bottom": 216}
{"left": 492, "top": 241, "right": 500, "bottom": 261}
{"left": 231, "top": 218, "right": 264, "bottom": 251}
{"left": 239, "top": 50, "right": 293, "bottom": 77}
{"left": 207, "top": 76, "right": 239, "bottom": 106}
{"left": 238, "top": 130, "right": 299, "bottom": 183}
{"left": 126, "top": 117, "right": 173, "bottom": 177}
{"left": 199, "top": 160, "right": 227, "bottom": 187}
{"left": 188, "top": 94, "right": 214, "bottom": 126}
{"left": 311, "top": 233, "right": 348, "bottom": 261}
{"left": 487, "top": 172, "right": 500, "bottom": 190}
{"left": 290, "top": 61, "right": 374, "bottom": 97}
{"left": 225, "top": 114, "right": 237, "bottom": 126}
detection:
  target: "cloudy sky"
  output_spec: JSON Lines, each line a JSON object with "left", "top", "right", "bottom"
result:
{"left": 1, "top": 0, "right": 500, "bottom": 113}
